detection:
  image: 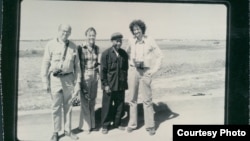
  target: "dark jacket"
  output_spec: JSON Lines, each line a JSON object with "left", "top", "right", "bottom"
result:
{"left": 100, "top": 47, "right": 129, "bottom": 91}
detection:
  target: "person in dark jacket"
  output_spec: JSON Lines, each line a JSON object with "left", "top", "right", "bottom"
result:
{"left": 100, "top": 32, "right": 129, "bottom": 134}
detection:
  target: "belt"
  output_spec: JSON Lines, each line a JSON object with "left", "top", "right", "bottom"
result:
{"left": 85, "top": 67, "right": 99, "bottom": 72}
{"left": 85, "top": 68, "right": 96, "bottom": 70}
{"left": 56, "top": 72, "right": 73, "bottom": 76}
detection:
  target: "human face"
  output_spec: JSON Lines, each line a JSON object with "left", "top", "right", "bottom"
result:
{"left": 133, "top": 25, "right": 143, "bottom": 39}
{"left": 86, "top": 30, "right": 96, "bottom": 45}
{"left": 58, "top": 25, "right": 71, "bottom": 42}
{"left": 112, "top": 39, "right": 122, "bottom": 51}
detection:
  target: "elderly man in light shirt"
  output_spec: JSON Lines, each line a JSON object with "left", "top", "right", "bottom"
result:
{"left": 41, "top": 24, "right": 81, "bottom": 141}
{"left": 126, "top": 19, "right": 163, "bottom": 136}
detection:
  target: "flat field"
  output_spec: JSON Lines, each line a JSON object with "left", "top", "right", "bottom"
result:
{"left": 18, "top": 39, "right": 226, "bottom": 111}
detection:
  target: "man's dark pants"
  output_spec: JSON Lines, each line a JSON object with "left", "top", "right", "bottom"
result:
{"left": 101, "top": 90, "right": 125, "bottom": 129}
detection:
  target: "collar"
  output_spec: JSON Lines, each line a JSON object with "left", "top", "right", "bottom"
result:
{"left": 57, "top": 38, "right": 69, "bottom": 45}
{"left": 112, "top": 47, "right": 120, "bottom": 57}
{"left": 134, "top": 35, "right": 147, "bottom": 44}
{"left": 81, "top": 43, "right": 96, "bottom": 49}
{"left": 81, "top": 43, "right": 99, "bottom": 55}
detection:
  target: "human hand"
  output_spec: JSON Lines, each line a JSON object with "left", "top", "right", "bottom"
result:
{"left": 71, "top": 97, "right": 81, "bottom": 106}
{"left": 135, "top": 62, "right": 141, "bottom": 68}
{"left": 42, "top": 82, "right": 51, "bottom": 94}
{"left": 96, "top": 74, "right": 100, "bottom": 81}
{"left": 70, "top": 90, "right": 80, "bottom": 105}
{"left": 104, "top": 86, "right": 112, "bottom": 95}
{"left": 84, "top": 93, "right": 91, "bottom": 101}
{"left": 145, "top": 72, "right": 152, "bottom": 77}
{"left": 74, "top": 82, "right": 81, "bottom": 92}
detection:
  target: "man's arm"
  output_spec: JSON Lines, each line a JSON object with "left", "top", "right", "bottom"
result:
{"left": 100, "top": 52, "right": 108, "bottom": 87}
{"left": 74, "top": 46, "right": 82, "bottom": 92}
{"left": 126, "top": 39, "right": 136, "bottom": 67}
{"left": 95, "top": 46, "right": 100, "bottom": 74}
{"left": 148, "top": 37, "right": 163, "bottom": 76}
{"left": 41, "top": 42, "right": 51, "bottom": 93}
{"left": 100, "top": 51, "right": 112, "bottom": 94}
{"left": 77, "top": 45, "right": 85, "bottom": 75}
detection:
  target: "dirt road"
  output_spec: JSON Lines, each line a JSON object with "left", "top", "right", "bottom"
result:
{"left": 17, "top": 93, "right": 224, "bottom": 141}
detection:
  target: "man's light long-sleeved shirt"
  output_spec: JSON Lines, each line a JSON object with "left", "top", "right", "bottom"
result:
{"left": 41, "top": 38, "right": 81, "bottom": 84}
{"left": 126, "top": 35, "right": 163, "bottom": 75}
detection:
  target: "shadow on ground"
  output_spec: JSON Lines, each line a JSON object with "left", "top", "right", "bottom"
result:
{"left": 153, "top": 102, "right": 179, "bottom": 130}
{"left": 73, "top": 101, "right": 179, "bottom": 133}
{"left": 120, "top": 102, "right": 179, "bottom": 130}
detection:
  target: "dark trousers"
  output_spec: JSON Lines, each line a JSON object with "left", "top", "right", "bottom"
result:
{"left": 101, "top": 90, "right": 125, "bottom": 129}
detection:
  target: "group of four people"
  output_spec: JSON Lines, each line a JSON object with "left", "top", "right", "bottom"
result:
{"left": 41, "top": 19, "right": 163, "bottom": 141}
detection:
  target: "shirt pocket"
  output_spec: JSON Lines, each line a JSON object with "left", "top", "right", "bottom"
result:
{"left": 145, "top": 45, "right": 154, "bottom": 55}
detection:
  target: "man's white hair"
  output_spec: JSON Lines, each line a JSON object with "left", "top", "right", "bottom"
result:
{"left": 58, "top": 24, "right": 72, "bottom": 31}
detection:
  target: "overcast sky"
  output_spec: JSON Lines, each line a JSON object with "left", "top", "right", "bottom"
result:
{"left": 20, "top": 0, "right": 227, "bottom": 40}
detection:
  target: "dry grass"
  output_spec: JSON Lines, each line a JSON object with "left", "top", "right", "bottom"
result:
{"left": 18, "top": 39, "right": 226, "bottom": 111}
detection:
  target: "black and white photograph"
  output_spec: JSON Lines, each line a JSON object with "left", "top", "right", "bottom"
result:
{"left": 17, "top": 0, "right": 227, "bottom": 141}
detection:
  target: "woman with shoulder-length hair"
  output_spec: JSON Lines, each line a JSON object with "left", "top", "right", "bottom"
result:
{"left": 77, "top": 27, "right": 100, "bottom": 134}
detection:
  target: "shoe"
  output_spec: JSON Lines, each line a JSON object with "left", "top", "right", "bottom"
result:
{"left": 65, "top": 131, "right": 79, "bottom": 140}
{"left": 117, "top": 126, "right": 125, "bottom": 131}
{"left": 76, "top": 128, "right": 83, "bottom": 132}
{"left": 146, "top": 127, "right": 156, "bottom": 136}
{"left": 50, "top": 133, "right": 58, "bottom": 141}
{"left": 84, "top": 130, "right": 91, "bottom": 134}
{"left": 90, "top": 128, "right": 99, "bottom": 132}
{"left": 113, "top": 125, "right": 125, "bottom": 131}
{"left": 127, "top": 127, "right": 135, "bottom": 133}
{"left": 102, "top": 128, "right": 108, "bottom": 134}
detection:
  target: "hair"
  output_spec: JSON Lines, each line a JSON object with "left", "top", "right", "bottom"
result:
{"left": 58, "top": 24, "right": 72, "bottom": 32}
{"left": 85, "top": 27, "right": 97, "bottom": 36}
{"left": 129, "top": 19, "right": 146, "bottom": 35}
